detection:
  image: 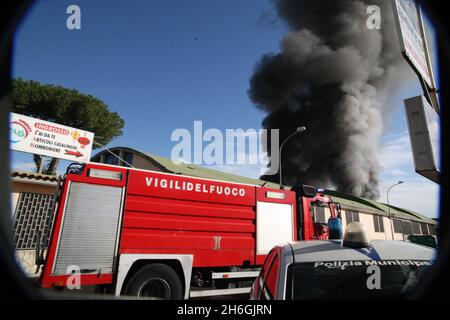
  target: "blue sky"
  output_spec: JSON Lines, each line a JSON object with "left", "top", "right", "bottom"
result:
{"left": 11, "top": 0, "right": 440, "bottom": 217}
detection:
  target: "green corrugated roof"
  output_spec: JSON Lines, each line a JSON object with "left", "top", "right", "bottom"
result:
{"left": 91, "top": 147, "right": 435, "bottom": 224}
{"left": 129, "top": 148, "right": 280, "bottom": 188}
{"left": 324, "top": 189, "right": 435, "bottom": 224}
{"left": 144, "top": 152, "right": 278, "bottom": 188}
{"left": 144, "top": 152, "right": 280, "bottom": 188}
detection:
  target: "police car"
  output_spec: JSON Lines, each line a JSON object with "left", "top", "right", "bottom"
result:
{"left": 249, "top": 222, "right": 435, "bottom": 300}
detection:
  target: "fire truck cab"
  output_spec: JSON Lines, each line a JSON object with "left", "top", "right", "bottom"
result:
{"left": 38, "top": 162, "right": 339, "bottom": 299}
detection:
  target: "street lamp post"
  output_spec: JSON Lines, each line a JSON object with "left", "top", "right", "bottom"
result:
{"left": 387, "top": 181, "right": 404, "bottom": 240}
{"left": 279, "top": 126, "right": 306, "bottom": 187}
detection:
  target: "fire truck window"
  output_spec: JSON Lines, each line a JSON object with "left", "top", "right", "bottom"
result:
{"left": 312, "top": 206, "right": 326, "bottom": 224}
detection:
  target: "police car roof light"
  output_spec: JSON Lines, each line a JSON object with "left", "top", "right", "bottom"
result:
{"left": 343, "top": 222, "right": 371, "bottom": 248}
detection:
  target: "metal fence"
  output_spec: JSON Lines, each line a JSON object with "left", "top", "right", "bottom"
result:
{"left": 13, "top": 192, "right": 56, "bottom": 250}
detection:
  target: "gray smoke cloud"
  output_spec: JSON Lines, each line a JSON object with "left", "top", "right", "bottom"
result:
{"left": 249, "top": 0, "right": 410, "bottom": 199}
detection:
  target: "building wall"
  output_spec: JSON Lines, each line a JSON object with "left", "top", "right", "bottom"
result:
{"left": 320, "top": 207, "right": 400, "bottom": 240}
{"left": 363, "top": 213, "right": 384, "bottom": 240}
{"left": 318, "top": 207, "right": 396, "bottom": 240}
{"left": 341, "top": 211, "right": 384, "bottom": 239}
{"left": 15, "top": 250, "right": 39, "bottom": 276}
{"left": 339, "top": 209, "right": 432, "bottom": 241}
{"left": 11, "top": 179, "right": 57, "bottom": 277}
{"left": 11, "top": 181, "right": 56, "bottom": 217}
{"left": 347, "top": 212, "right": 382, "bottom": 239}
{"left": 386, "top": 216, "right": 405, "bottom": 240}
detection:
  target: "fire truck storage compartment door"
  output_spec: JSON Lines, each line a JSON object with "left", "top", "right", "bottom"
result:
{"left": 256, "top": 201, "right": 293, "bottom": 255}
{"left": 53, "top": 182, "right": 123, "bottom": 275}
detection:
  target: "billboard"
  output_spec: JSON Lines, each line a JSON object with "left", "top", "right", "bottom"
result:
{"left": 404, "top": 95, "right": 440, "bottom": 183}
{"left": 392, "top": 0, "right": 432, "bottom": 88}
{"left": 10, "top": 112, "right": 94, "bottom": 163}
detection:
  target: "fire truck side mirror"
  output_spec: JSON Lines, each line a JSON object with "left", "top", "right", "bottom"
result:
{"left": 328, "top": 201, "right": 342, "bottom": 219}
{"left": 66, "top": 162, "right": 85, "bottom": 175}
{"left": 291, "top": 185, "right": 317, "bottom": 198}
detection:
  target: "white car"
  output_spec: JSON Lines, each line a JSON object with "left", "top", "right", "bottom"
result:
{"left": 250, "top": 222, "right": 435, "bottom": 300}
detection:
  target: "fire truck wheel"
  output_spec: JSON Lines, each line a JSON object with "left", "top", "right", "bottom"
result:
{"left": 124, "top": 263, "right": 183, "bottom": 300}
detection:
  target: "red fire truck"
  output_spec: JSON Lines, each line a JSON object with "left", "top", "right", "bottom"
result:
{"left": 37, "top": 162, "right": 340, "bottom": 299}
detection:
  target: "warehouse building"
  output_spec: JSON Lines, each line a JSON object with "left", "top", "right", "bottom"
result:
{"left": 91, "top": 147, "right": 437, "bottom": 241}
{"left": 313, "top": 189, "right": 436, "bottom": 241}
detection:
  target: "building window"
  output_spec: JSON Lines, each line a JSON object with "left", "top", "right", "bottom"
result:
{"left": 104, "top": 150, "right": 120, "bottom": 165}
{"left": 420, "top": 223, "right": 429, "bottom": 235}
{"left": 393, "top": 219, "right": 402, "bottom": 233}
{"left": 428, "top": 224, "right": 436, "bottom": 236}
{"left": 401, "top": 221, "right": 413, "bottom": 236}
{"left": 312, "top": 206, "right": 326, "bottom": 224}
{"left": 412, "top": 222, "right": 421, "bottom": 235}
{"left": 122, "top": 151, "right": 134, "bottom": 167}
{"left": 373, "top": 215, "right": 385, "bottom": 233}
{"left": 345, "top": 210, "right": 359, "bottom": 225}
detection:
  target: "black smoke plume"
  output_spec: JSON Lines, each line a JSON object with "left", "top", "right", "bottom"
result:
{"left": 249, "top": 0, "right": 409, "bottom": 199}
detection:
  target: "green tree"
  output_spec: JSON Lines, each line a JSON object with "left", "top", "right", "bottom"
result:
{"left": 11, "top": 78, "right": 125, "bottom": 175}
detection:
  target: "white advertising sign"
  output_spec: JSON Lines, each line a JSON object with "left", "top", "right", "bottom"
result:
{"left": 10, "top": 112, "right": 94, "bottom": 163}
{"left": 404, "top": 95, "right": 440, "bottom": 183}
{"left": 392, "top": 0, "right": 432, "bottom": 88}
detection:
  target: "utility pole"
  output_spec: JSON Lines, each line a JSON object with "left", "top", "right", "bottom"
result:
{"left": 387, "top": 181, "right": 404, "bottom": 240}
